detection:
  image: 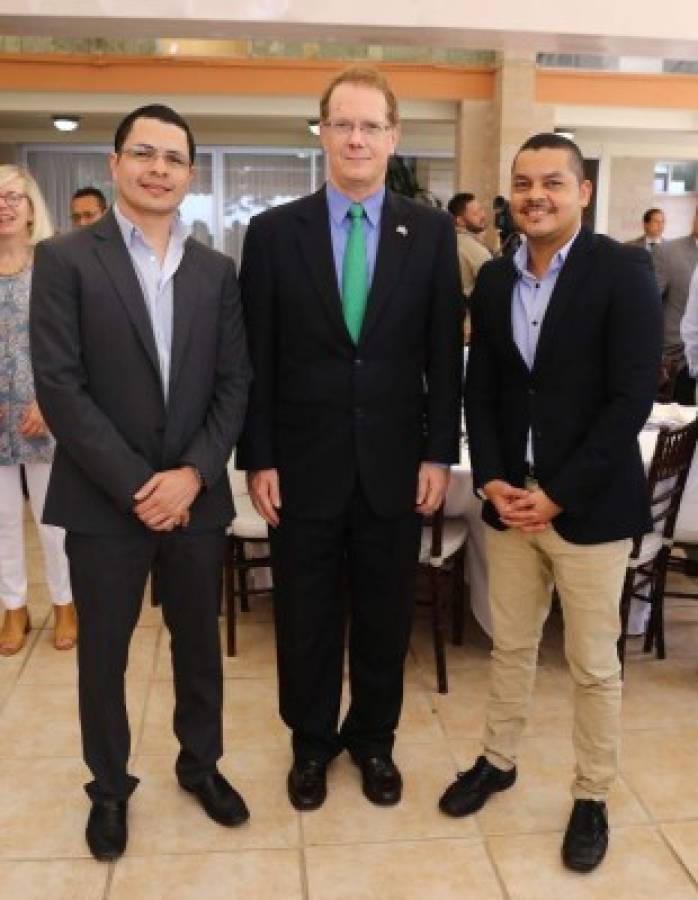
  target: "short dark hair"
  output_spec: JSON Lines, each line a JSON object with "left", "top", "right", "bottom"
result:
{"left": 447, "top": 192, "right": 475, "bottom": 219}
{"left": 114, "top": 104, "right": 196, "bottom": 164}
{"left": 71, "top": 186, "right": 107, "bottom": 210}
{"left": 513, "top": 132, "right": 585, "bottom": 183}
{"left": 643, "top": 207, "right": 663, "bottom": 224}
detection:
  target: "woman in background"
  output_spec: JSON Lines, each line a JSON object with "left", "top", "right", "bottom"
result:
{"left": 0, "top": 164, "right": 75, "bottom": 655}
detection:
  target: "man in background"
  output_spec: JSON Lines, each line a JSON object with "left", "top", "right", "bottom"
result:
{"left": 627, "top": 207, "right": 665, "bottom": 253}
{"left": 70, "top": 186, "right": 107, "bottom": 229}
{"left": 653, "top": 207, "right": 698, "bottom": 404}
{"left": 447, "top": 192, "right": 493, "bottom": 299}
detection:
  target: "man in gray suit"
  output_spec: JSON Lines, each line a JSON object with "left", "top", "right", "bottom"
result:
{"left": 653, "top": 207, "right": 698, "bottom": 404}
{"left": 31, "top": 105, "right": 252, "bottom": 860}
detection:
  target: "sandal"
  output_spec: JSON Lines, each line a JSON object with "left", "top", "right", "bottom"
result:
{"left": 0, "top": 608, "right": 31, "bottom": 656}
{"left": 53, "top": 602, "right": 78, "bottom": 651}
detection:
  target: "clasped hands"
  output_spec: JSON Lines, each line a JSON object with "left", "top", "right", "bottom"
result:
{"left": 133, "top": 467, "right": 201, "bottom": 532}
{"left": 483, "top": 479, "right": 561, "bottom": 533}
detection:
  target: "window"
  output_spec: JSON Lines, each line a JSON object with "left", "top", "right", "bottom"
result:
{"left": 654, "top": 161, "right": 697, "bottom": 195}
{"left": 22, "top": 144, "right": 321, "bottom": 264}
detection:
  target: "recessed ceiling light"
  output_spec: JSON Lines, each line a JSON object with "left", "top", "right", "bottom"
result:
{"left": 52, "top": 116, "right": 80, "bottom": 132}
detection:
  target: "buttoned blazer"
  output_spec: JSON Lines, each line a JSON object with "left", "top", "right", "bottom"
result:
{"left": 465, "top": 226, "right": 662, "bottom": 544}
{"left": 30, "top": 209, "right": 251, "bottom": 534}
{"left": 653, "top": 235, "right": 698, "bottom": 364}
{"left": 236, "top": 186, "right": 464, "bottom": 519}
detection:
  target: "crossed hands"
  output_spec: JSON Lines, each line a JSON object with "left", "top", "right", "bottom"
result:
{"left": 483, "top": 479, "right": 561, "bottom": 533}
{"left": 133, "top": 467, "right": 201, "bottom": 532}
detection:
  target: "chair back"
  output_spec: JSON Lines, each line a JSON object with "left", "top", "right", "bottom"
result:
{"left": 645, "top": 417, "right": 698, "bottom": 543}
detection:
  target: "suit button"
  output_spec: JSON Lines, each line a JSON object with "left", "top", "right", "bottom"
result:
{"left": 354, "top": 358, "right": 364, "bottom": 366}
{"left": 528, "top": 388, "right": 535, "bottom": 396}
{"left": 355, "top": 406, "right": 364, "bottom": 419}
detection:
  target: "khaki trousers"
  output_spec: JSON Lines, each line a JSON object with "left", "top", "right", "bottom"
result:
{"left": 483, "top": 525, "right": 631, "bottom": 800}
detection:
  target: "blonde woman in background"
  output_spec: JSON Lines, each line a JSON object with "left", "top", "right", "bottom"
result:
{"left": 0, "top": 164, "right": 75, "bottom": 654}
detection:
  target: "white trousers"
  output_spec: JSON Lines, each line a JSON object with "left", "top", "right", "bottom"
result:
{"left": 0, "top": 463, "right": 72, "bottom": 610}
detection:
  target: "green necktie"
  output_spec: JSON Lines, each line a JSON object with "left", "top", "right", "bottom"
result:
{"left": 341, "top": 203, "right": 368, "bottom": 343}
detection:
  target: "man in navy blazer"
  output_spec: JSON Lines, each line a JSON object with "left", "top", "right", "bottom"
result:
{"left": 237, "top": 68, "right": 463, "bottom": 811}
{"left": 439, "top": 133, "right": 661, "bottom": 873}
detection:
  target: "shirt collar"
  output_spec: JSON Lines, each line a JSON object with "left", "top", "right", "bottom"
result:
{"left": 326, "top": 182, "right": 385, "bottom": 229}
{"left": 113, "top": 202, "right": 188, "bottom": 250}
{"left": 513, "top": 228, "right": 580, "bottom": 280}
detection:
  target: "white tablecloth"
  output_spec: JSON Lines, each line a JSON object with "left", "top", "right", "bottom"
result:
{"left": 445, "top": 403, "right": 698, "bottom": 639}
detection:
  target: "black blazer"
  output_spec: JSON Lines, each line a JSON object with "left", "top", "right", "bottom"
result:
{"left": 465, "top": 226, "right": 662, "bottom": 544}
{"left": 30, "top": 209, "right": 251, "bottom": 535}
{"left": 236, "top": 186, "right": 463, "bottom": 519}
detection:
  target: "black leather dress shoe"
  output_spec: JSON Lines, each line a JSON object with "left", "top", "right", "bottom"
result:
{"left": 287, "top": 759, "right": 328, "bottom": 811}
{"left": 354, "top": 755, "right": 402, "bottom": 806}
{"left": 180, "top": 772, "right": 250, "bottom": 826}
{"left": 562, "top": 800, "right": 609, "bottom": 872}
{"left": 86, "top": 798, "right": 128, "bottom": 861}
{"left": 439, "top": 755, "right": 516, "bottom": 817}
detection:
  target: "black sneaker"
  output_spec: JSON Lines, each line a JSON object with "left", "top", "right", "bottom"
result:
{"left": 439, "top": 755, "right": 516, "bottom": 817}
{"left": 562, "top": 800, "right": 609, "bottom": 872}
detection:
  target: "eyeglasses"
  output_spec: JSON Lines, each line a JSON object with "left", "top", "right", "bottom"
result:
{"left": 323, "top": 120, "right": 394, "bottom": 139}
{"left": 119, "top": 144, "right": 190, "bottom": 169}
{"left": 0, "top": 191, "right": 28, "bottom": 208}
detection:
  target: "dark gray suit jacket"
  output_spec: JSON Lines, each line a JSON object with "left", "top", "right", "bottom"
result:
{"left": 653, "top": 235, "right": 698, "bottom": 365}
{"left": 30, "top": 209, "right": 251, "bottom": 534}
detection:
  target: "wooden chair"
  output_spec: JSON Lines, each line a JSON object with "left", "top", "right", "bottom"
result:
{"left": 223, "top": 461, "right": 271, "bottom": 656}
{"left": 618, "top": 417, "right": 698, "bottom": 670}
{"left": 418, "top": 504, "right": 468, "bottom": 693}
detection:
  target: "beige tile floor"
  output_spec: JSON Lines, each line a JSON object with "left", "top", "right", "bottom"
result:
{"left": 1, "top": 515, "right": 698, "bottom": 899}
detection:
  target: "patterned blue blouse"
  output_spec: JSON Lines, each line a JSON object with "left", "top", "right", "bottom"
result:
{"left": 0, "top": 263, "right": 54, "bottom": 465}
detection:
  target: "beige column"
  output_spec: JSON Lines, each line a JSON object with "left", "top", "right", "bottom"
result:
{"left": 454, "top": 53, "right": 554, "bottom": 248}
{"left": 493, "top": 52, "right": 555, "bottom": 195}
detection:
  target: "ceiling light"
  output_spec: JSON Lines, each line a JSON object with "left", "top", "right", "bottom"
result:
{"left": 307, "top": 119, "right": 320, "bottom": 137}
{"left": 52, "top": 116, "right": 80, "bottom": 132}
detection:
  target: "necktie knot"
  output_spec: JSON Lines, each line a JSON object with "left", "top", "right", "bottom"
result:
{"left": 349, "top": 203, "right": 365, "bottom": 221}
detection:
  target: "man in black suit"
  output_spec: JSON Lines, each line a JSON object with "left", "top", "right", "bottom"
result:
{"left": 30, "top": 105, "right": 252, "bottom": 860}
{"left": 438, "top": 134, "right": 661, "bottom": 872}
{"left": 237, "top": 68, "right": 462, "bottom": 810}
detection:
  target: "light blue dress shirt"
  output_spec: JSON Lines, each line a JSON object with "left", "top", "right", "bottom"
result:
{"left": 680, "top": 264, "right": 698, "bottom": 380}
{"left": 326, "top": 182, "right": 384, "bottom": 293}
{"left": 114, "top": 204, "right": 187, "bottom": 402}
{"left": 511, "top": 229, "right": 579, "bottom": 462}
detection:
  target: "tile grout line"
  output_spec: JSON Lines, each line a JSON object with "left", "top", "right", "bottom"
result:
{"left": 0, "top": 611, "right": 48, "bottom": 716}
{"left": 129, "top": 618, "right": 165, "bottom": 759}
{"left": 101, "top": 862, "right": 117, "bottom": 900}
{"left": 654, "top": 822, "right": 698, "bottom": 890}
{"left": 482, "top": 836, "right": 512, "bottom": 900}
